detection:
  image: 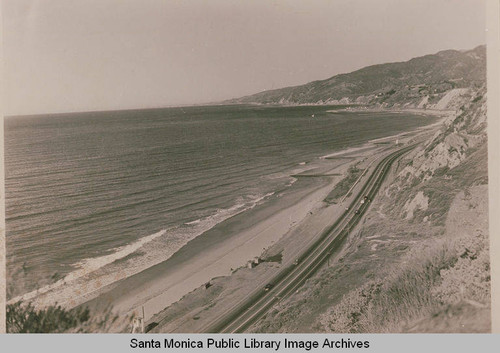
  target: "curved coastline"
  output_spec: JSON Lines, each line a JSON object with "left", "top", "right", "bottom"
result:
{"left": 7, "top": 108, "right": 443, "bottom": 324}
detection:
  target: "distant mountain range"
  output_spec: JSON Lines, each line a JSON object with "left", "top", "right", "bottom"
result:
{"left": 226, "top": 45, "right": 486, "bottom": 107}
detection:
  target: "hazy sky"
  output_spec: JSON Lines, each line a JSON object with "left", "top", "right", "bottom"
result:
{"left": 3, "top": 0, "right": 486, "bottom": 115}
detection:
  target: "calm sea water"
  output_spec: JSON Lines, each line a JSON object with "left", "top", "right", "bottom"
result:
{"left": 5, "top": 105, "right": 435, "bottom": 301}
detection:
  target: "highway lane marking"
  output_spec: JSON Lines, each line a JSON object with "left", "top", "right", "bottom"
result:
{"left": 203, "top": 145, "right": 417, "bottom": 333}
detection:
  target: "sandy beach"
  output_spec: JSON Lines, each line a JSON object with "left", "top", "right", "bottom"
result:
{"left": 84, "top": 155, "right": 355, "bottom": 320}
{"left": 145, "top": 142, "right": 400, "bottom": 332}
{"left": 84, "top": 142, "right": 416, "bottom": 326}
{"left": 5, "top": 105, "right": 442, "bottom": 319}
{"left": 4, "top": 106, "right": 444, "bottom": 333}
{"left": 77, "top": 113, "right": 446, "bottom": 329}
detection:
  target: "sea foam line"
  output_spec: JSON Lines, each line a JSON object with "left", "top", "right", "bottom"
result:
{"left": 184, "top": 192, "right": 274, "bottom": 227}
{"left": 320, "top": 145, "right": 370, "bottom": 159}
{"left": 9, "top": 192, "right": 277, "bottom": 307}
{"left": 8, "top": 229, "right": 167, "bottom": 305}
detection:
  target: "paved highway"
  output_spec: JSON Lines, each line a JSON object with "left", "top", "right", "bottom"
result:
{"left": 199, "top": 143, "right": 417, "bottom": 333}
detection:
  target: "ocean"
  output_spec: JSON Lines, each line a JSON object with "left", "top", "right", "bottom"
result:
{"left": 4, "top": 104, "right": 436, "bottom": 304}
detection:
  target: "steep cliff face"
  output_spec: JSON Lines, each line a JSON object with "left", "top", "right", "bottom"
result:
{"left": 227, "top": 46, "right": 486, "bottom": 107}
{"left": 251, "top": 83, "right": 489, "bottom": 334}
{"left": 390, "top": 86, "right": 487, "bottom": 222}
{"left": 314, "top": 88, "right": 489, "bottom": 333}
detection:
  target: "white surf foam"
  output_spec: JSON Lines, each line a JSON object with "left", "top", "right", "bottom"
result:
{"left": 9, "top": 192, "right": 277, "bottom": 308}
{"left": 286, "top": 177, "right": 298, "bottom": 187}
{"left": 320, "top": 145, "right": 370, "bottom": 159}
{"left": 66, "top": 229, "right": 167, "bottom": 282}
{"left": 9, "top": 229, "right": 167, "bottom": 305}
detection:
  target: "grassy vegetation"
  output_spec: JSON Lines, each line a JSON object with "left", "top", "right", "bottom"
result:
{"left": 252, "top": 151, "right": 489, "bottom": 333}
{"left": 386, "top": 139, "right": 487, "bottom": 226}
{"left": 322, "top": 224, "right": 489, "bottom": 333}
{"left": 363, "top": 239, "right": 457, "bottom": 332}
{"left": 324, "top": 165, "right": 363, "bottom": 204}
{"left": 321, "top": 180, "right": 490, "bottom": 333}
{"left": 320, "top": 91, "right": 489, "bottom": 332}
{"left": 248, "top": 79, "right": 487, "bottom": 334}
{"left": 254, "top": 135, "right": 489, "bottom": 333}
{"left": 423, "top": 144, "right": 487, "bottom": 225}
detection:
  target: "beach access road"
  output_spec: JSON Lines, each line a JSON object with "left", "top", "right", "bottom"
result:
{"left": 198, "top": 143, "right": 417, "bottom": 333}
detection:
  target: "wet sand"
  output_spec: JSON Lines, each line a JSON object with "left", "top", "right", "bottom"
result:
{"left": 83, "top": 121, "right": 440, "bottom": 325}
{"left": 84, "top": 157, "right": 355, "bottom": 321}
{"left": 148, "top": 143, "right": 396, "bottom": 332}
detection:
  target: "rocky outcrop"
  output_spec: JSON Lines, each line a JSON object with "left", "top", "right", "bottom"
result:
{"left": 398, "top": 87, "right": 486, "bottom": 185}
{"left": 430, "top": 88, "right": 470, "bottom": 110}
{"left": 403, "top": 191, "right": 429, "bottom": 220}
{"left": 316, "top": 88, "right": 489, "bottom": 334}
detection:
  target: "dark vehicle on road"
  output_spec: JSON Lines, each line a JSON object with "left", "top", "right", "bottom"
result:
{"left": 264, "top": 283, "right": 274, "bottom": 291}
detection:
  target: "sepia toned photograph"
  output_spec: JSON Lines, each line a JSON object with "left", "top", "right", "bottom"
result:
{"left": 1, "top": 0, "right": 492, "bottom": 334}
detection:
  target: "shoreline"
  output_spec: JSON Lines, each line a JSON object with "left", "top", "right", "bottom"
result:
{"left": 83, "top": 156, "right": 356, "bottom": 321}
{"left": 9, "top": 107, "right": 446, "bottom": 327}
{"left": 146, "top": 142, "right": 398, "bottom": 332}
{"left": 85, "top": 129, "right": 417, "bottom": 323}
{"left": 143, "top": 109, "right": 447, "bottom": 331}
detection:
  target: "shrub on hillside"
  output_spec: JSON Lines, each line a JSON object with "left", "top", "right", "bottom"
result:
{"left": 6, "top": 302, "right": 132, "bottom": 333}
{"left": 321, "top": 238, "right": 458, "bottom": 332}
{"left": 7, "top": 302, "right": 90, "bottom": 333}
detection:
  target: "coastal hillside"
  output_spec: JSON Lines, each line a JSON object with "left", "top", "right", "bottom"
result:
{"left": 227, "top": 45, "right": 485, "bottom": 108}
{"left": 6, "top": 47, "right": 488, "bottom": 334}
{"left": 251, "top": 85, "right": 489, "bottom": 333}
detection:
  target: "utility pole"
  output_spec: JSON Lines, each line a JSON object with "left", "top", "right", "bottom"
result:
{"left": 142, "top": 306, "right": 145, "bottom": 333}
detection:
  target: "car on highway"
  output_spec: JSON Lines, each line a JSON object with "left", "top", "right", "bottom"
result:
{"left": 264, "top": 283, "right": 274, "bottom": 291}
